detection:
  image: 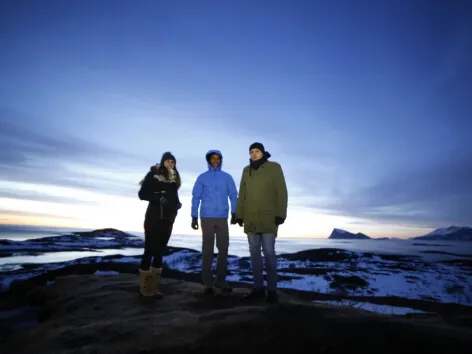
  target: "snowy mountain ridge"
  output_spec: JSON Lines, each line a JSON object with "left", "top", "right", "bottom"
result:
{"left": 326, "top": 226, "right": 472, "bottom": 241}
{"left": 414, "top": 226, "right": 472, "bottom": 241}
{"left": 425, "top": 226, "right": 472, "bottom": 236}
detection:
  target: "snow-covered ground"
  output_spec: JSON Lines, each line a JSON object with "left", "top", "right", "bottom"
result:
{"left": 1, "top": 228, "right": 471, "bottom": 314}
{"left": 164, "top": 247, "right": 472, "bottom": 306}
{"left": 312, "top": 299, "right": 429, "bottom": 316}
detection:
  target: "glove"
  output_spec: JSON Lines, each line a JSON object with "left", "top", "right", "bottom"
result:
{"left": 275, "top": 216, "right": 285, "bottom": 226}
{"left": 153, "top": 191, "right": 166, "bottom": 202}
{"left": 177, "top": 202, "right": 182, "bottom": 210}
{"left": 235, "top": 218, "right": 243, "bottom": 227}
{"left": 159, "top": 196, "right": 168, "bottom": 206}
{"left": 191, "top": 217, "right": 199, "bottom": 230}
{"left": 230, "top": 213, "right": 237, "bottom": 225}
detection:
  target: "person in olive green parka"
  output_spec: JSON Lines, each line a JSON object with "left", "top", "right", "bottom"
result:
{"left": 235, "top": 142, "right": 288, "bottom": 303}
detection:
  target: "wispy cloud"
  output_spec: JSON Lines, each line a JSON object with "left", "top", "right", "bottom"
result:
{"left": 0, "top": 109, "right": 146, "bottom": 165}
{"left": 0, "top": 190, "right": 96, "bottom": 205}
{"left": 0, "top": 108, "right": 153, "bottom": 199}
{"left": 309, "top": 154, "right": 472, "bottom": 228}
{"left": 0, "top": 209, "right": 82, "bottom": 221}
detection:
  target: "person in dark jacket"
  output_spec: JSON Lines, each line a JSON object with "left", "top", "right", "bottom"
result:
{"left": 190, "top": 149, "right": 238, "bottom": 294}
{"left": 235, "top": 142, "right": 288, "bottom": 303}
{"left": 138, "top": 151, "right": 182, "bottom": 297}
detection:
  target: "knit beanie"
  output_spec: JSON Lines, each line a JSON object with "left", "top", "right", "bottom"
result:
{"left": 249, "top": 142, "right": 265, "bottom": 153}
{"left": 160, "top": 151, "right": 176, "bottom": 165}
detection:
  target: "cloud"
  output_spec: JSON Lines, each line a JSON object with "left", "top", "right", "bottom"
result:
{"left": 0, "top": 109, "right": 146, "bottom": 167}
{"left": 310, "top": 154, "right": 472, "bottom": 228}
{"left": 0, "top": 190, "right": 97, "bottom": 205}
{"left": 0, "top": 104, "right": 260, "bottom": 208}
{"left": 1, "top": 167, "right": 144, "bottom": 198}
{"left": 0, "top": 209, "right": 82, "bottom": 221}
{"left": 0, "top": 104, "right": 278, "bottom": 209}
{"left": 0, "top": 108, "right": 153, "bottom": 198}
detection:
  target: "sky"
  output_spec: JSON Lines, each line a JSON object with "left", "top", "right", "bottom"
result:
{"left": 0, "top": 0, "right": 471, "bottom": 239}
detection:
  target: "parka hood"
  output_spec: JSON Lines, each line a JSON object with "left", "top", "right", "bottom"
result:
{"left": 205, "top": 149, "right": 223, "bottom": 171}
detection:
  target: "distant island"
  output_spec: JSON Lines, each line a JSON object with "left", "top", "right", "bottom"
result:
{"left": 328, "top": 228, "right": 370, "bottom": 240}
{"left": 326, "top": 226, "right": 472, "bottom": 241}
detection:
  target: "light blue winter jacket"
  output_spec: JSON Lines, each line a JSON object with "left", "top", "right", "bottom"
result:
{"left": 191, "top": 150, "right": 238, "bottom": 219}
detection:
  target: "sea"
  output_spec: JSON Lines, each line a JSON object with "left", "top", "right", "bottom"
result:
{"left": 1, "top": 224, "right": 472, "bottom": 266}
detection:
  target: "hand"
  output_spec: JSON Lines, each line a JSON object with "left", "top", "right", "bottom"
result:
{"left": 275, "top": 216, "right": 285, "bottom": 226}
{"left": 235, "top": 218, "right": 243, "bottom": 227}
{"left": 191, "top": 217, "right": 199, "bottom": 230}
{"left": 177, "top": 202, "right": 182, "bottom": 210}
{"left": 230, "top": 213, "right": 237, "bottom": 225}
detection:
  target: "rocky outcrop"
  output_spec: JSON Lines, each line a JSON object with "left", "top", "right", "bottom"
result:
{"left": 1, "top": 274, "right": 472, "bottom": 354}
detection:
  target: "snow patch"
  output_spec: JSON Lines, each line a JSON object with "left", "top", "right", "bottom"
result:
{"left": 94, "top": 270, "right": 119, "bottom": 276}
{"left": 312, "top": 300, "right": 431, "bottom": 316}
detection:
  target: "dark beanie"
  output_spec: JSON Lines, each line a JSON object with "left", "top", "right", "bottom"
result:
{"left": 160, "top": 151, "right": 176, "bottom": 165}
{"left": 249, "top": 142, "right": 265, "bottom": 152}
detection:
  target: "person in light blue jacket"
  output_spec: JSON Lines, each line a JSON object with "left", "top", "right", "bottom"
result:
{"left": 191, "top": 149, "right": 238, "bottom": 294}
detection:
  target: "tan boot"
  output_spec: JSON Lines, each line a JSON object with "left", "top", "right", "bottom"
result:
{"left": 139, "top": 268, "right": 155, "bottom": 297}
{"left": 150, "top": 267, "right": 164, "bottom": 299}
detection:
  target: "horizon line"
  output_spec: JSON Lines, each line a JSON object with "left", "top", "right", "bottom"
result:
{"left": 0, "top": 221, "right": 455, "bottom": 240}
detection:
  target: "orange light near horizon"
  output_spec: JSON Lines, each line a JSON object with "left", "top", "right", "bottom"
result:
{"left": 0, "top": 193, "right": 434, "bottom": 239}
{"left": 0, "top": 214, "right": 80, "bottom": 228}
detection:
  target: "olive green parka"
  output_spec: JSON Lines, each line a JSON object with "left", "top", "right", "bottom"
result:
{"left": 235, "top": 160, "right": 288, "bottom": 236}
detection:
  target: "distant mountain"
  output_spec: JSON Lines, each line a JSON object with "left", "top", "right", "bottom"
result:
{"left": 412, "top": 226, "right": 472, "bottom": 241}
{"left": 328, "top": 228, "right": 371, "bottom": 240}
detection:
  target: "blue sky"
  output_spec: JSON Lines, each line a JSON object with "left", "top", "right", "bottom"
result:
{"left": 0, "top": 0, "right": 471, "bottom": 238}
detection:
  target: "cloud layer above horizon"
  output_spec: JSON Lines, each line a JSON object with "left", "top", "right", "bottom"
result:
{"left": 0, "top": 0, "right": 471, "bottom": 237}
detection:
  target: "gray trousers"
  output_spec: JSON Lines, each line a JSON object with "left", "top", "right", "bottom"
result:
{"left": 201, "top": 218, "right": 229, "bottom": 287}
{"left": 247, "top": 233, "right": 277, "bottom": 291}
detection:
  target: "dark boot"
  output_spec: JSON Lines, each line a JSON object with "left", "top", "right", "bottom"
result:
{"left": 266, "top": 290, "right": 278, "bottom": 303}
{"left": 203, "top": 287, "right": 214, "bottom": 295}
{"left": 240, "top": 288, "right": 265, "bottom": 301}
{"left": 214, "top": 280, "right": 233, "bottom": 295}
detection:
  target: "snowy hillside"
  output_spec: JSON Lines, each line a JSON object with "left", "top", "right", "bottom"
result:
{"left": 413, "top": 226, "right": 472, "bottom": 241}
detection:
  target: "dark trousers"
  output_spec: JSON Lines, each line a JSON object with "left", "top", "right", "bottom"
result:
{"left": 140, "top": 220, "right": 174, "bottom": 270}
{"left": 201, "top": 218, "right": 229, "bottom": 287}
{"left": 247, "top": 232, "right": 277, "bottom": 291}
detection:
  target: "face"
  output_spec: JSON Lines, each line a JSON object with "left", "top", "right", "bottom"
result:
{"left": 250, "top": 149, "right": 263, "bottom": 161}
{"left": 163, "top": 159, "right": 175, "bottom": 169}
{"left": 209, "top": 154, "right": 221, "bottom": 168}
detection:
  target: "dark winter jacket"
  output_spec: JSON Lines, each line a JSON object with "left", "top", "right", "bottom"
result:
{"left": 138, "top": 164, "right": 182, "bottom": 228}
{"left": 235, "top": 160, "right": 288, "bottom": 236}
